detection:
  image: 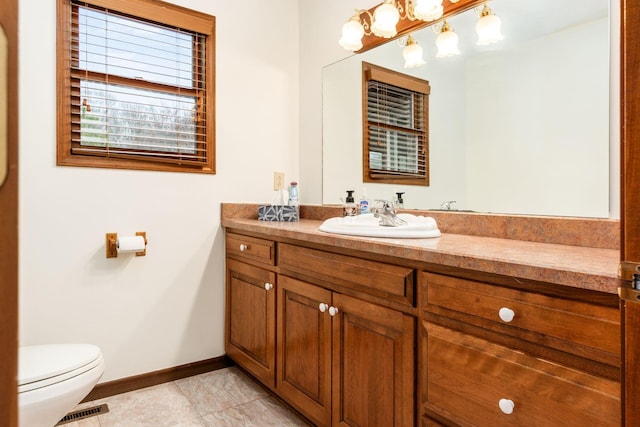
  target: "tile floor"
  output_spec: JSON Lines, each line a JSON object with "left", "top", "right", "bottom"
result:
{"left": 63, "top": 367, "right": 311, "bottom": 427}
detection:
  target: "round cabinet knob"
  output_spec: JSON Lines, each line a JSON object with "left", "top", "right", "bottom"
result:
{"left": 498, "top": 398, "right": 515, "bottom": 415}
{"left": 264, "top": 282, "right": 273, "bottom": 291}
{"left": 319, "top": 303, "right": 329, "bottom": 313}
{"left": 239, "top": 244, "right": 248, "bottom": 252}
{"left": 499, "top": 307, "right": 515, "bottom": 323}
{"left": 329, "top": 306, "right": 339, "bottom": 317}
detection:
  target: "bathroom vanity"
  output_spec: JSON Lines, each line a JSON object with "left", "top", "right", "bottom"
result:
{"left": 222, "top": 204, "right": 621, "bottom": 427}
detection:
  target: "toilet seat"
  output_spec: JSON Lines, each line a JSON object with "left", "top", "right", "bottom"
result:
{"left": 18, "top": 344, "right": 103, "bottom": 393}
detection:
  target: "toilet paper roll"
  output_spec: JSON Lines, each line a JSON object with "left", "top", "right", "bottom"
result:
{"left": 117, "top": 236, "right": 146, "bottom": 253}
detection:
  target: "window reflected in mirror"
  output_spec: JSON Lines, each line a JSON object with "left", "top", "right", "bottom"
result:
{"left": 363, "top": 62, "right": 430, "bottom": 186}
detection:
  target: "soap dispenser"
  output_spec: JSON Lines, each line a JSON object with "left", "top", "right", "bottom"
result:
{"left": 343, "top": 190, "right": 358, "bottom": 217}
{"left": 395, "top": 192, "right": 405, "bottom": 209}
{"left": 359, "top": 188, "right": 370, "bottom": 214}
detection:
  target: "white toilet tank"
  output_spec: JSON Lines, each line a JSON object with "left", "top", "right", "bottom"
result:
{"left": 19, "top": 344, "right": 104, "bottom": 427}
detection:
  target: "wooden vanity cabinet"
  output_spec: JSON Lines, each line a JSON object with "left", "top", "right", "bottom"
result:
{"left": 419, "top": 272, "right": 621, "bottom": 426}
{"left": 226, "top": 229, "right": 620, "bottom": 427}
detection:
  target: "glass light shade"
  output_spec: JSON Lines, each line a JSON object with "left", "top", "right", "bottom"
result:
{"left": 436, "top": 23, "right": 460, "bottom": 57}
{"left": 476, "top": 6, "right": 504, "bottom": 46}
{"left": 339, "top": 18, "right": 365, "bottom": 51}
{"left": 412, "top": 0, "right": 444, "bottom": 21}
{"left": 403, "top": 38, "right": 426, "bottom": 69}
{"left": 372, "top": 1, "right": 400, "bottom": 38}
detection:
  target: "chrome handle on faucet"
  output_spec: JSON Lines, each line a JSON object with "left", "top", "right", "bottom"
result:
{"left": 374, "top": 199, "right": 393, "bottom": 211}
{"left": 440, "top": 201, "right": 457, "bottom": 210}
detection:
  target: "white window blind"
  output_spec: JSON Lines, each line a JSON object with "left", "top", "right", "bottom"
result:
{"left": 68, "top": 0, "right": 209, "bottom": 166}
{"left": 367, "top": 80, "right": 427, "bottom": 179}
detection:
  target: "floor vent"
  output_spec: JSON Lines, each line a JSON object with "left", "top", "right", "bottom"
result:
{"left": 56, "top": 403, "right": 109, "bottom": 425}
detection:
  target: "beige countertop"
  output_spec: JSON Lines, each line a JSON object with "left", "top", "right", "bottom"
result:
{"left": 222, "top": 214, "right": 620, "bottom": 295}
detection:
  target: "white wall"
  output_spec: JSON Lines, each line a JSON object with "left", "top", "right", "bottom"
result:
{"left": 19, "top": 0, "right": 299, "bottom": 382}
{"left": 465, "top": 18, "right": 609, "bottom": 217}
{"left": 298, "top": 0, "right": 379, "bottom": 204}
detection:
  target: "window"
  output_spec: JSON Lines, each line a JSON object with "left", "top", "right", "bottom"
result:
{"left": 363, "top": 62, "right": 430, "bottom": 186}
{"left": 57, "top": 0, "right": 215, "bottom": 173}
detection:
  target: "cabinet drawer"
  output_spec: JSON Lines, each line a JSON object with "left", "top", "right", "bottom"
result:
{"left": 279, "top": 243, "right": 415, "bottom": 306}
{"left": 422, "top": 272, "right": 620, "bottom": 366}
{"left": 226, "top": 233, "right": 275, "bottom": 266}
{"left": 422, "top": 322, "right": 620, "bottom": 427}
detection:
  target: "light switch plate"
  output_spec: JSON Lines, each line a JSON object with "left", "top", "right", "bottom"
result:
{"left": 273, "top": 172, "right": 285, "bottom": 191}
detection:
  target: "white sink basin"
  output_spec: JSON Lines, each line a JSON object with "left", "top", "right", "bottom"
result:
{"left": 318, "top": 213, "right": 441, "bottom": 239}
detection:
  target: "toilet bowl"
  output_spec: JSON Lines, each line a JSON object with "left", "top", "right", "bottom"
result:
{"left": 18, "top": 344, "right": 105, "bottom": 427}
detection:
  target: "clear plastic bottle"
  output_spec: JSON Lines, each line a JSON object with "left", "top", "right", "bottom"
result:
{"left": 288, "top": 182, "right": 299, "bottom": 206}
{"left": 288, "top": 182, "right": 300, "bottom": 221}
{"left": 359, "top": 188, "right": 370, "bottom": 214}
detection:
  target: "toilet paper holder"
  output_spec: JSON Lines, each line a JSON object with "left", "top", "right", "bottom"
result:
{"left": 106, "top": 232, "right": 147, "bottom": 258}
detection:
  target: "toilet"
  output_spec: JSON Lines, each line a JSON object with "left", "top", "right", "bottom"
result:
{"left": 18, "top": 344, "right": 105, "bottom": 427}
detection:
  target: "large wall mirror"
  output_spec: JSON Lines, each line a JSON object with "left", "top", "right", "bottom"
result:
{"left": 323, "top": 0, "right": 618, "bottom": 218}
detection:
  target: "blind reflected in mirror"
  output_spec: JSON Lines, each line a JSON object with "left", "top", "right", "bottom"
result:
{"left": 364, "top": 62, "right": 430, "bottom": 186}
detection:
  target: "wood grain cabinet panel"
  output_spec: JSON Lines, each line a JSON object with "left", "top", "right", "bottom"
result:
{"left": 422, "top": 272, "right": 620, "bottom": 367}
{"left": 332, "top": 293, "right": 415, "bottom": 427}
{"left": 279, "top": 243, "right": 415, "bottom": 306}
{"left": 421, "top": 322, "right": 620, "bottom": 427}
{"left": 225, "top": 259, "right": 276, "bottom": 387}
{"left": 277, "top": 276, "right": 333, "bottom": 427}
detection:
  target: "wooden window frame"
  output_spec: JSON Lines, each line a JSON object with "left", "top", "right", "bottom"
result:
{"left": 56, "top": 0, "right": 216, "bottom": 174}
{"left": 362, "top": 62, "right": 430, "bottom": 186}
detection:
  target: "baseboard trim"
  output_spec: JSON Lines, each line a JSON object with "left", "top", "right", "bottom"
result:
{"left": 82, "top": 355, "right": 234, "bottom": 402}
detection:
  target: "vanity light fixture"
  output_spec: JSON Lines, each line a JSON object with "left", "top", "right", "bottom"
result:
{"left": 403, "top": 34, "right": 426, "bottom": 68}
{"left": 339, "top": 0, "right": 503, "bottom": 65}
{"left": 339, "top": 0, "right": 458, "bottom": 52}
{"left": 435, "top": 21, "right": 460, "bottom": 57}
{"left": 476, "top": 3, "right": 503, "bottom": 45}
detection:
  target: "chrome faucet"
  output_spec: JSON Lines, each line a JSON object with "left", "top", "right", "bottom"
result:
{"left": 372, "top": 200, "right": 407, "bottom": 227}
{"left": 440, "top": 200, "right": 457, "bottom": 210}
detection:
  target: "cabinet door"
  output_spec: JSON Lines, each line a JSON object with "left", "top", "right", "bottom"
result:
{"left": 332, "top": 293, "right": 415, "bottom": 427}
{"left": 225, "top": 259, "right": 276, "bottom": 387}
{"left": 277, "top": 276, "right": 333, "bottom": 427}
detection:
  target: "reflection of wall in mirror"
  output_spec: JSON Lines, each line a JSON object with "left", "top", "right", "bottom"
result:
{"left": 466, "top": 18, "right": 609, "bottom": 217}
{"left": 323, "top": 16, "right": 611, "bottom": 218}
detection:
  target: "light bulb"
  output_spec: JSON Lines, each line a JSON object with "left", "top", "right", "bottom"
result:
{"left": 412, "top": 0, "right": 444, "bottom": 21}
{"left": 403, "top": 36, "right": 426, "bottom": 68}
{"left": 476, "top": 5, "right": 504, "bottom": 46}
{"left": 436, "top": 21, "right": 460, "bottom": 57}
{"left": 339, "top": 17, "right": 365, "bottom": 51}
{"left": 372, "top": 0, "right": 400, "bottom": 38}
